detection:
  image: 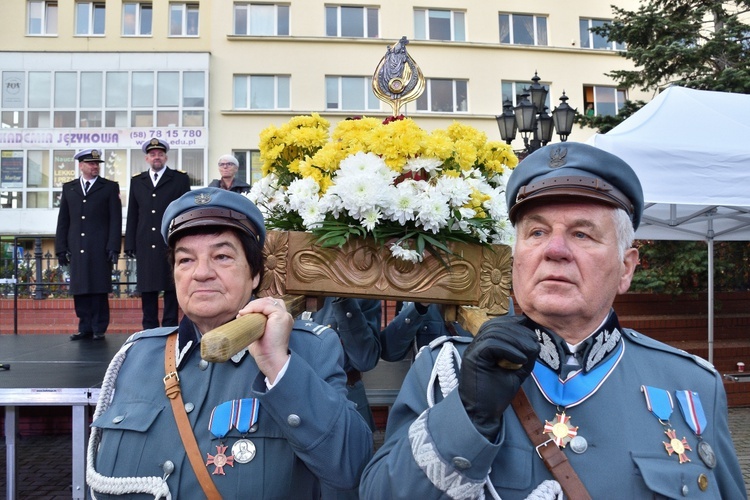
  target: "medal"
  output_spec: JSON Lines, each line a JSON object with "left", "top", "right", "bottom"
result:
{"left": 642, "top": 385, "right": 691, "bottom": 463}
{"left": 206, "top": 400, "right": 236, "bottom": 474}
{"left": 230, "top": 398, "right": 259, "bottom": 464}
{"left": 675, "top": 390, "right": 716, "bottom": 468}
{"left": 206, "top": 444, "right": 234, "bottom": 475}
{"left": 232, "top": 438, "right": 257, "bottom": 464}
{"left": 543, "top": 411, "right": 578, "bottom": 448}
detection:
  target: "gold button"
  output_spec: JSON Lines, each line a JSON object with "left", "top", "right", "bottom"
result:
{"left": 698, "top": 474, "right": 708, "bottom": 491}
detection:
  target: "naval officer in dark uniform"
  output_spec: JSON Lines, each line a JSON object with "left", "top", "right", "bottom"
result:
{"left": 361, "top": 143, "right": 746, "bottom": 499}
{"left": 87, "top": 188, "right": 373, "bottom": 498}
{"left": 125, "top": 137, "right": 191, "bottom": 329}
{"left": 55, "top": 148, "right": 121, "bottom": 340}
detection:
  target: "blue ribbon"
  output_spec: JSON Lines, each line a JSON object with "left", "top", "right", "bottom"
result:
{"left": 532, "top": 341, "right": 624, "bottom": 407}
{"left": 675, "top": 390, "right": 707, "bottom": 436}
{"left": 642, "top": 385, "right": 673, "bottom": 422}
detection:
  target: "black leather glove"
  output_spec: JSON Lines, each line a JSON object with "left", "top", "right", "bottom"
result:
{"left": 124, "top": 250, "right": 136, "bottom": 259}
{"left": 108, "top": 251, "right": 119, "bottom": 265}
{"left": 459, "top": 316, "right": 540, "bottom": 440}
{"left": 56, "top": 252, "right": 70, "bottom": 266}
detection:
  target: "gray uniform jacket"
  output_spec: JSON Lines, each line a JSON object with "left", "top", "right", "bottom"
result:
{"left": 55, "top": 177, "right": 121, "bottom": 295}
{"left": 90, "top": 316, "right": 373, "bottom": 499}
{"left": 124, "top": 167, "right": 190, "bottom": 292}
{"left": 379, "top": 303, "right": 471, "bottom": 362}
{"left": 361, "top": 321, "right": 745, "bottom": 499}
{"left": 310, "top": 298, "right": 382, "bottom": 432}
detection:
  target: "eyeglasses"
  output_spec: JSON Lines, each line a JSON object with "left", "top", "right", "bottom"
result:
{"left": 218, "top": 162, "right": 236, "bottom": 168}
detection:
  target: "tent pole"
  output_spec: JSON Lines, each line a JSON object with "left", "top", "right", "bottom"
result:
{"left": 708, "top": 238, "right": 714, "bottom": 365}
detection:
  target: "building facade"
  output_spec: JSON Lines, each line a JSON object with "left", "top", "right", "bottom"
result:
{"left": 0, "top": 0, "right": 648, "bottom": 237}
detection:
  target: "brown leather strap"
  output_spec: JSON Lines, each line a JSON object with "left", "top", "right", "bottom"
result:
{"left": 164, "top": 333, "right": 222, "bottom": 500}
{"left": 511, "top": 388, "right": 592, "bottom": 500}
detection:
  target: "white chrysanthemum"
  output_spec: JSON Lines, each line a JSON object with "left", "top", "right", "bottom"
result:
{"left": 389, "top": 242, "right": 423, "bottom": 263}
{"left": 300, "top": 201, "right": 326, "bottom": 229}
{"left": 435, "top": 175, "right": 472, "bottom": 208}
{"left": 416, "top": 189, "right": 451, "bottom": 233}
{"left": 404, "top": 157, "right": 443, "bottom": 175}
{"left": 328, "top": 160, "right": 392, "bottom": 219}
{"left": 384, "top": 181, "right": 419, "bottom": 225}
{"left": 360, "top": 208, "right": 382, "bottom": 231}
{"left": 338, "top": 152, "right": 396, "bottom": 183}
{"left": 286, "top": 177, "right": 320, "bottom": 212}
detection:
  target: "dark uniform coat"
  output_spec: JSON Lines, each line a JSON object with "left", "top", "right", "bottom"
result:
{"left": 208, "top": 177, "right": 251, "bottom": 194}
{"left": 124, "top": 167, "right": 190, "bottom": 292}
{"left": 88, "top": 316, "right": 373, "bottom": 498}
{"left": 55, "top": 177, "right": 121, "bottom": 295}
{"left": 361, "top": 314, "right": 747, "bottom": 499}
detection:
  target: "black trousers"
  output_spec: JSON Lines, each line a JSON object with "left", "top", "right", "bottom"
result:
{"left": 73, "top": 293, "right": 110, "bottom": 334}
{"left": 140, "top": 290, "right": 179, "bottom": 329}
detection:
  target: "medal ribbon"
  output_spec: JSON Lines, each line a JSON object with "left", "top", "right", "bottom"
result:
{"left": 208, "top": 400, "right": 234, "bottom": 439}
{"left": 233, "top": 398, "right": 260, "bottom": 434}
{"left": 675, "top": 390, "right": 707, "bottom": 436}
{"left": 532, "top": 341, "right": 624, "bottom": 408}
{"left": 641, "top": 385, "right": 673, "bottom": 422}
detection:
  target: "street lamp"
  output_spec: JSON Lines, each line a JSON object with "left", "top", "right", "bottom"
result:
{"left": 495, "top": 72, "right": 577, "bottom": 155}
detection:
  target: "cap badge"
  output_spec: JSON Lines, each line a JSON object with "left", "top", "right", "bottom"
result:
{"left": 91, "top": 150, "right": 100, "bottom": 160}
{"left": 548, "top": 147, "right": 567, "bottom": 168}
{"left": 194, "top": 193, "right": 211, "bottom": 205}
{"left": 150, "top": 138, "right": 160, "bottom": 147}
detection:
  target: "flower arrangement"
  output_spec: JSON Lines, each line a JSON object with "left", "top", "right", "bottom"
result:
{"left": 248, "top": 113, "right": 518, "bottom": 263}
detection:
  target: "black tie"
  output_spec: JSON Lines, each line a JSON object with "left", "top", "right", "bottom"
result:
{"left": 153, "top": 172, "right": 158, "bottom": 184}
{"left": 84, "top": 181, "right": 90, "bottom": 194}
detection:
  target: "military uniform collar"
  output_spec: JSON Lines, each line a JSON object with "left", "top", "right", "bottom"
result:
{"left": 521, "top": 310, "right": 623, "bottom": 375}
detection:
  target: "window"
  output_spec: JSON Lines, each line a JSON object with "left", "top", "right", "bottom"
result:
{"left": 123, "top": 2, "right": 152, "bottom": 36}
{"left": 170, "top": 3, "right": 199, "bottom": 36}
{"left": 579, "top": 19, "right": 624, "bottom": 50}
{"left": 583, "top": 85, "right": 627, "bottom": 117}
{"left": 233, "top": 75, "right": 290, "bottom": 109}
{"left": 27, "top": 1, "right": 58, "bottom": 35}
{"left": 499, "top": 13, "right": 547, "bottom": 46}
{"left": 414, "top": 9, "right": 465, "bottom": 42}
{"left": 416, "top": 79, "right": 467, "bottom": 113}
{"left": 326, "top": 6, "right": 378, "bottom": 38}
{"left": 234, "top": 3, "right": 289, "bottom": 36}
{"left": 325, "top": 76, "right": 380, "bottom": 111}
{"left": 230, "top": 150, "right": 261, "bottom": 185}
{"left": 76, "top": 2, "right": 106, "bottom": 36}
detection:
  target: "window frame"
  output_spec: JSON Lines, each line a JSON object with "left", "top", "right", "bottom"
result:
{"left": 27, "top": 0, "right": 58, "bottom": 36}
{"left": 233, "top": 75, "right": 291, "bottom": 110}
{"left": 414, "top": 8, "right": 465, "bottom": 42}
{"left": 75, "top": 1, "right": 106, "bottom": 36}
{"left": 122, "top": 2, "right": 153, "bottom": 37}
{"left": 233, "top": 3, "right": 289, "bottom": 36}
{"left": 499, "top": 13, "right": 548, "bottom": 46}
{"left": 169, "top": 2, "right": 200, "bottom": 37}
{"left": 325, "top": 76, "right": 380, "bottom": 111}
{"left": 415, "top": 78, "right": 468, "bottom": 113}
{"left": 584, "top": 85, "right": 627, "bottom": 117}
{"left": 579, "top": 18, "right": 625, "bottom": 51}
{"left": 325, "top": 5, "right": 379, "bottom": 38}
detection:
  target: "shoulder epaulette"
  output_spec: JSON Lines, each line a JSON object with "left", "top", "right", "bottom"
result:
{"left": 125, "top": 326, "right": 178, "bottom": 345}
{"left": 623, "top": 329, "right": 717, "bottom": 374}
{"left": 427, "top": 335, "right": 472, "bottom": 350}
{"left": 293, "top": 318, "right": 334, "bottom": 337}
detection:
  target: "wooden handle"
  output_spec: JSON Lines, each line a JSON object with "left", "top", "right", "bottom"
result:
{"left": 200, "top": 295, "right": 307, "bottom": 363}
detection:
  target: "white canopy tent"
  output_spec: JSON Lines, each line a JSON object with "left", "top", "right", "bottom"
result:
{"left": 587, "top": 86, "right": 750, "bottom": 364}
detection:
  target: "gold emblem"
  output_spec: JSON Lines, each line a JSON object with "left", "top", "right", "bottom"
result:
{"left": 548, "top": 147, "right": 567, "bottom": 168}
{"left": 194, "top": 193, "right": 211, "bottom": 205}
{"left": 91, "top": 149, "right": 101, "bottom": 160}
{"left": 543, "top": 412, "right": 578, "bottom": 448}
{"left": 663, "top": 429, "right": 692, "bottom": 463}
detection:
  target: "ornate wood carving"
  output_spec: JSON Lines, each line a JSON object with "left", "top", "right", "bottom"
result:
{"left": 258, "top": 230, "right": 511, "bottom": 315}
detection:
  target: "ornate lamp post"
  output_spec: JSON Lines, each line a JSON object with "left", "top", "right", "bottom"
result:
{"left": 495, "top": 72, "right": 577, "bottom": 156}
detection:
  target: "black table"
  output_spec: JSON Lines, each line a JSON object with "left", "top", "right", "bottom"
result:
{"left": 0, "top": 334, "right": 128, "bottom": 500}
